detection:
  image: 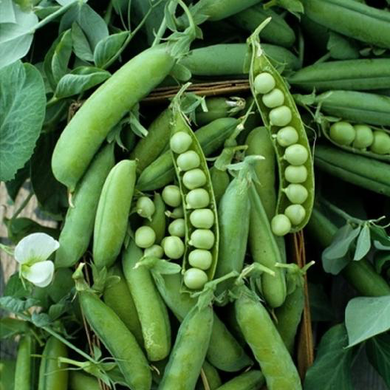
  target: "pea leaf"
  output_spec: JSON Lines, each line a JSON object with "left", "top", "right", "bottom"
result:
{"left": 346, "top": 296, "right": 390, "bottom": 347}
{"left": 366, "top": 333, "right": 390, "bottom": 388}
{"left": 0, "top": 61, "right": 46, "bottom": 182}
{"left": 31, "top": 312, "right": 51, "bottom": 328}
{"left": 0, "top": 0, "right": 16, "bottom": 23}
{"left": 93, "top": 31, "right": 129, "bottom": 69}
{"left": 0, "top": 318, "right": 28, "bottom": 339}
{"left": 327, "top": 32, "right": 359, "bottom": 60}
{"left": 353, "top": 224, "right": 371, "bottom": 261}
{"left": 72, "top": 21, "right": 94, "bottom": 62}
{"left": 4, "top": 273, "right": 28, "bottom": 299}
{"left": 5, "top": 163, "right": 30, "bottom": 201}
{"left": 0, "top": 296, "right": 39, "bottom": 314}
{"left": 304, "top": 324, "right": 356, "bottom": 390}
{"left": 51, "top": 29, "right": 73, "bottom": 84}
{"left": 54, "top": 66, "right": 110, "bottom": 99}
{"left": 374, "top": 251, "right": 390, "bottom": 274}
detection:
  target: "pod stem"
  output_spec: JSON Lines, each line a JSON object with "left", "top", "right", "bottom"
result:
{"left": 227, "top": 155, "right": 264, "bottom": 185}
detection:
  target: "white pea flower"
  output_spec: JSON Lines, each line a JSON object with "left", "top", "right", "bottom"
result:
{"left": 14, "top": 233, "right": 59, "bottom": 288}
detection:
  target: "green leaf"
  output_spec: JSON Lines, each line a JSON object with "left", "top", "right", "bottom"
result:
{"left": 374, "top": 251, "right": 390, "bottom": 274}
{"left": 170, "top": 63, "right": 192, "bottom": 82}
{"left": 0, "top": 0, "right": 16, "bottom": 23}
{"left": 52, "top": 29, "right": 73, "bottom": 84}
{"left": 5, "top": 163, "right": 30, "bottom": 202}
{"left": 94, "top": 31, "right": 129, "bottom": 69}
{"left": 366, "top": 333, "right": 390, "bottom": 388}
{"left": 304, "top": 324, "right": 355, "bottom": 390}
{"left": 327, "top": 32, "right": 359, "bottom": 60}
{"left": 4, "top": 273, "right": 28, "bottom": 299}
{"left": 0, "top": 318, "right": 28, "bottom": 339}
{"left": 72, "top": 22, "right": 93, "bottom": 62}
{"left": 55, "top": 66, "right": 110, "bottom": 99}
{"left": 0, "top": 61, "right": 46, "bottom": 182}
{"left": 346, "top": 296, "right": 390, "bottom": 347}
{"left": 0, "top": 296, "right": 38, "bottom": 314}
{"left": 353, "top": 224, "right": 371, "bottom": 261}
{"left": 31, "top": 312, "right": 51, "bottom": 328}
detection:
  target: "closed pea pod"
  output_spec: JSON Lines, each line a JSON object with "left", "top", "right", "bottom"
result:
{"left": 209, "top": 166, "right": 230, "bottom": 205}
{"left": 69, "top": 371, "right": 100, "bottom": 390}
{"left": 196, "top": 360, "right": 222, "bottom": 390}
{"left": 215, "top": 370, "right": 265, "bottom": 390}
{"left": 14, "top": 336, "right": 35, "bottom": 390}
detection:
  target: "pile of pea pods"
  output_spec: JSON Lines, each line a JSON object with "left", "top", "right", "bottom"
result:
{"left": 4, "top": 0, "right": 390, "bottom": 390}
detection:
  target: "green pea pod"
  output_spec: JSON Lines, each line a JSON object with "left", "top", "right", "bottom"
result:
{"left": 130, "top": 109, "right": 171, "bottom": 173}
{"left": 235, "top": 286, "right": 302, "bottom": 390}
{"left": 210, "top": 166, "right": 230, "bottom": 205}
{"left": 47, "top": 268, "right": 74, "bottom": 303}
{"left": 38, "top": 337, "right": 68, "bottom": 390}
{"left": 145, "top": 193, "right": 167, "bottom": 244}
{"left": 122, "top": 240, "right": 171, "bottom": 361}
{"left": 103, "top": 264, "right": 144, "bottom": 347}
{"left": 215, "top": 370, "right": 265, "bottom": 390}
{"left": 248, "top": 22, "right": 315, "bottom": 234}
{"left": 93, "top": 160, "right": 137, "bottom": 269}
{"left": 14, "top": 336, "right": 35, "bottom": 390}
{"left": 78, "top": 289, "right": 152, "bottom": 389}
{"left": 158, "top": 304, "right": 214, "bottom": 390}
{"left": 1, "top": 359, "right": 16, "bottom": 390}
{"left": 69, "top": 371, "right": 100, "bottom": 390}
{"left": 288, "top": 59, "right": 390, "bottom": 93}
{"left": 52, "top": 44, "right": 176, "bottom": 191}
{"left": 314, "top": 144, "right": 390, "bottom": 197}
{"left": 196, "top": 360, "right": 222, "bottom": 390}
{"left": 55, "top": 144, "right": 115, "bottom": 268}
{"left": 137, "top": 117, "right": 239, "bottom": 191}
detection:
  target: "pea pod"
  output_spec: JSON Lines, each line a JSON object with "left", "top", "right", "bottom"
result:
{"left": 215, "top": 370, "right": 265, "bottom": 390}
{"left": 14, "top": 336, "right": 35, "bottom": 390}
{"left": 38, "top": 337, "right": 68, "bottom": 390}
{"left": 248, "top": 21, "right": 315, "bottom": 235}
{"left": 93, "top": 160, "right": 137, "bottom": 269}
{"left": 314, "top": 144, "right": 390, "bottom": 197}
{"left": 69, "top": 371, "right": 100, "bottom": 390}
{"left": 145, "top": 193, "right": 167, "bottom": 244}
{"left": 209, "top": 166, "right": 230, "bottom": 205}
{"left": 196, "top": 361, "right": 222, "bottom": 390}
{"left": 55, "top": 144, "right": 115, "bottom": 268}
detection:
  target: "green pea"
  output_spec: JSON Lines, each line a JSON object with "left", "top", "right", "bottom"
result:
{"left": 329, "top": 121, "right": 356, "bottom": 146}
{"left": 163, "top": 236, "right": 185, "bottom": 259}
{"left": 177, "top": 151, "right": 201, "bottom": 171}
{"left": 162, "top": 185, "right": 182, "bottom": 207}
{"left": 285, "top": 165, "right": 308, "bottom": 184}
{"left": 135, "top": 226, "right": 156, "bottom": 248}
{"left": 284, "top": 144, "right": 309, "bottom": 165}
{"left": 271, "top": 214, "right": 291, "bottom": 236}
{"left": 183, "top": 169, "right": 207, "bottom": 190}
{"left": 186, "top": 189, "right": 210, "bottom": 209}
{"left": 370, "top": 131, "right": 390, "bottom": 154}
{"left": 284, "top": 204, "right": 306, "bottom": 225}
{"left": 170, "top": 131, "right": 193, "bottom": 154}
{"left": 284, "top": 184, "right": 308, "bottom": 204}
{"left": 276, "top": 126, "right": 299, "bottom": 147}
{"left": 262, "top": 88, "right": 285, "bottom": 108}
{"left": 144, "top": 244, "right": 164, "bottom": 259}
{"left": 136, "top": 196, "right": 155, "bottom": 219}
{"left": 189, "top": 229, "right": 215, "bottom": 250}
{"left": 166, "top": 206, "right": 184, "bottom": 219}
{"left": 189, "top": 209, "right": 215, "bottom": 229}
{"left": 254, "top": 72, "right": 276, "bottom": 94}
{"left": 269, "top": 106, "right": 292, "bottom": 127}
{"left": 352, "top": 124, "right": 374, "bottom": 149}
{"left": 183, "top": 268, "right": 208, "bottom": 290}
{"left": 188, "top": 249, "right": 212, "bottom": 270}
{"left": 168, "top": 218, "right": 185, "bottom": 237}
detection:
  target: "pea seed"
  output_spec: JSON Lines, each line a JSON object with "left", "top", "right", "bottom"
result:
{"left": 188, "top": 249, "right": 212, "bottom": 270}
{"left": 285, "top": 165, "right": 308, "bottom": 184}
{"left": 189, "top": 209, "right": 214, "bottom": 229}
{"left": 166, "top": 206, "right": 184, "bottom": 219}
{"left": 262, "top": 88, "right": 285, "bottom": 108}
{"left": 135, "top": 226, "right": 156, "bottom": 249}
{"left": 329, "top": 122, "right": 355, "bottom": 146}
{"left": 183, "top": 169, "right": 207, "bottom": 190}
{"left": 269, "top": 106, "right": 292, "bottom": 127}
{"left": 284, "top": 184, "right": 308, "bottom": 204}
{"left": 276, "top": 126, "right": 299, "bottom": 147}
{"left": 186, "top": 189, "right": 210, "bottom": 209}
{"left": 144, "top": 244, "right": 164, "bottom": 259}
{"left": 284, "top": 205, "right": 306, "bottom": 225}
{"left": 183, "top": 268, "right": 208, "bottom": 290}
{"left": 170, "top": 132, "right": 192, "bottom": 154}
{"left": 284, "top": 144, "right": 309, "bottom": 165}
{"left": 163, "top": 236, "right": 185, "bottom": 259}
{"left": 168, "top": 218, "right": 185, "bottom": 237}
{"left": 254, "top": 72, "right": 276, "bottom": 94}
{"left": 189, "top": 229, "right": 215, "bottom": 250}
{"left": 370, "top": 131, "right": 390, "bottom": 155}
{"left": 352, "top": 124, "right": 374, "bottom": 149}
{"left": 136, "top": 196, "right": 155, "bottom": 219}
{"left": 271, "top": 214, "right": 291, "bottom": 236}
{"left": 162, "top": 185, "right": 182, "bottom": 207}
{"left": 177, "top": 151, "right": 200, "bottom": 171}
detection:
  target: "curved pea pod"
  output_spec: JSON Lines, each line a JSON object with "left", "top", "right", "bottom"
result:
{"left": 93, "top": 160, "right": 137, "bottom": 269}
{"left": 103, "top": 264, "right": 144, "bottom": 347}
{"left": 145, "top": 193, "right": 167, "bottom": 244}
{"left": 302, "top": 0, "right": 390, "bottom": 49}
{"left": 38, "top": 337, "right": 68, "bottom": 390}
{"left": 78, "top": 289, "right": 152, "bottom": 389}
{"left": 196, "top": 361, "right": 222, "bottom": 390}
{"left": 316, "top": 90, "right": 390, "bottom": 126}
{"left": 122, "top": 240, "right": 171, "bottom": 361}
{"left": 158, "top": 304, "right": 214, "bottom": 390}
{"left": 215, "top": 370, "right": 265, "bottom": 390}
{"left": 247, "top": 23, "right": 315, "bottom": 233}
{"left": 14, "top": 336, "right": 36, "bottom": 390}
{"left": 137, "top": 117, "right": 239, "bottom": 191}
{"left": 231, "top": 5, "right": 295, "bottom": 48}
{"left": 288, "top": 59, "right": 390, "bottom": 93}
{"left": 130, "top": 109, "right": 171, "bottom": 173}
{"left": 69, "top": 371, "right": 100, "bottom": 390}
{"left": 314, "top": 144, "right": 390, "bottom": 197}
{"left": 235, "top": 286, "right": 302, "bottom": 390}
{"left": 55, "top": 144, "right": 115, "bottom": 268}
{"left": 210, "top": 166, "right": 230, "bottom": 205}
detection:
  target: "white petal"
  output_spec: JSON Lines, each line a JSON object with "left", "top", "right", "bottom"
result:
{"left": 22, "top": 261, "right": 55, "bottom": 288}
{"left": 15, "top": 233, "right": 60, "bottom": 264}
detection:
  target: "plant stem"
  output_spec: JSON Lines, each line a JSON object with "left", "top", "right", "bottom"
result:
{"left": 12, "top": 192, "right": 34, "bottom": 219}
